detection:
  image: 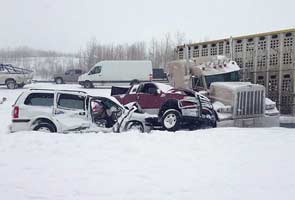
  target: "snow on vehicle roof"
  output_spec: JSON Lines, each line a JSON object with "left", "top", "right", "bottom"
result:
{"left": 26, "top": 83, "right": 122, "bottom": 106}
{"left": 96, "top": 60, "right": 152, "bottom": 66}
{"left": 154, "top": 82, "right": 173, "bottom": 92}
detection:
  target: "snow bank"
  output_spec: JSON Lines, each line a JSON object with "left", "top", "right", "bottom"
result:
{"left": 1, "top": 128, "right": 295, "bottom": 200}
{"left": 1, "top": 83, "right": 295, "bottom": 200}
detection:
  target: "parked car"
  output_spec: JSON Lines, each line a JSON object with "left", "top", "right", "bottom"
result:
{"left": 112, "top": 82, "right": 217, "bottom": 131}
{"left": 0, "top": 64, "right": 33, "bottom": 89}
{"left": 10, "top": 89, "right": 152, "bottom": 133}
{"left": 78, "top": 60, "right": 153, "bottom": 88}
{"left": 54, "top": 69, "right": 85, "bottom": 84}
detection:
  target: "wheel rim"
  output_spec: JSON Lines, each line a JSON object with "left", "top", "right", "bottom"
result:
{"left": 85, "top": 82, "right": 91, "bottom": 88}
{"left": 56, "top": 78, "right": 62, "bottom": 84}
{"left": 128, "top": 124, "right": 143, "bottom": 132}
{"left": 164, "top": 113, "right": 177, "bottom": 129}
{"left": 37, "top": 127, "right": 51, "bottom": 133}
{"left": 7, "top": 82, "right": 15, "bottom": 89}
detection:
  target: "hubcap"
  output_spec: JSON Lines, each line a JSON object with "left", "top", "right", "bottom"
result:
{"left": 164, "top": 113, "right": 177, "bottom": 129}
{"left": 85, "top": 82, "right": 91, "bottom": 88}
{"left": 56, "top": 79, "right": 62, "bottom": 84}
{"left": 37, "top": 127, "right": 51, "bottom": 133}
{"left": 129, "top": 124, "right": 143, "bottom": 132}
{"left": 8, "top": 82, "right": 15, "bottom": 89}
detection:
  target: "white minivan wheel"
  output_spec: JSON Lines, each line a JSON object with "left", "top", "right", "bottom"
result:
{"left": 33, "top": 123, "right": 56, "bottom": 133}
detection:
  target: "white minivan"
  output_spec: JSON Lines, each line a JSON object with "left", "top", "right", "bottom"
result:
{"left": 78, "top": 60, "right": 153, "bottom": 88}
{"left": 10, "top": 89, "right": 152, "bottom": 133}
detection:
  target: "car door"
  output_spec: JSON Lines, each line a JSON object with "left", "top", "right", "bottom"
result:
{"left": 136, "top": 83, "right": 163, "bottom": 114}
{"left": 120, "top": 84, "right": 139, "bottom": 105}
{"left": 63, "top": 70, "right": 74, "bottom": 82}
{"left": 74, "top": 69, "right": 82, "bottom": 82}
{"left": 53, "top": 91, "right": 90, "bottom": 132}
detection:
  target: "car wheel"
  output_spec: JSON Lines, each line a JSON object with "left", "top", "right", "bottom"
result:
{"left": 162, "top": 110, "right": 181, "bottom": 131}
{"left": 55, "top": 77, "right": 63, "bottom": 84}
{"left": 33, "top": 123, "right": 56, "bottom": 133}
{"left": 126, "top": 121, "right": 144, "bottom": 133}
{"left": 84, "top": 81, "right": 93, "bottom": 88}
{"left": 6, "top": 80, "right": 17, "bottom": 89}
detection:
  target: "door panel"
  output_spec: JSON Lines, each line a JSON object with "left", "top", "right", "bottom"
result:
{"left": 54, "top": 92, "right": 90, "bottom": 131}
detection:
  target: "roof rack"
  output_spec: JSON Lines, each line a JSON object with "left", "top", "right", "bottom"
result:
{"left": 29, "top": 88, "right": 87, "bottom": 94}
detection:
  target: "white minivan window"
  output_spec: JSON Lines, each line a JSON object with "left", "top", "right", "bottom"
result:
{"left": 24, "top": 93, "right": 54, "bottom": 107}
{"left": 58, "top": 94, "right": 85, "bottom": 110}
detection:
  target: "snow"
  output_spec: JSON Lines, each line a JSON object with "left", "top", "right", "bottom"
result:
{"left": 154, "top": 82, "right": 173, "bottom": 93}
{"left": 1, "top": 83, "right": 295, "bottom": 200}
{"left": 211, "top": 81, "right": 264, "bottom": 91}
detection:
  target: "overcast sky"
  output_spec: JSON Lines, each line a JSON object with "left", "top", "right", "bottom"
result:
{"left": 0, "top": 0, "right": 294, "bottom": 52}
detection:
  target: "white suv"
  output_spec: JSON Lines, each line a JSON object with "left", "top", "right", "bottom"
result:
{"left": 10, "top": 89, "right": 151, "bottom": 133}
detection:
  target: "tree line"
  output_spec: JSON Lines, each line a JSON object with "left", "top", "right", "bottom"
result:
{"left": 0, "top": 32, "right": 187, "bottom": 78}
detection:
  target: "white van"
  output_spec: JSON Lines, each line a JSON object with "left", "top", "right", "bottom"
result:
{"left": 78, "top": 60, "right": 153, "bottom": 88}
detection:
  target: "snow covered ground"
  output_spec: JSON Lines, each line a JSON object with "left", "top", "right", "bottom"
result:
{"left": 1, "top": 83, "right": 295, "bottom": 200}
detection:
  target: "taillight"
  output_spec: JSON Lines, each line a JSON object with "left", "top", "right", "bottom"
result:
{"left": 13, "top": 106, "right": 19, "bottom": 119}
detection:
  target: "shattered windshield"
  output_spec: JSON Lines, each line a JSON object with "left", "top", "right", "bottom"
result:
{"left": 205, "top": 71, "right": 239, "bottom": 87}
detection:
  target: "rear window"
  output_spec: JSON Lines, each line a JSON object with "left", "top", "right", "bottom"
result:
{"left": 57, "top": 94, "right": 85, "bottom": 110}
{"left": 24, "top": 93, "right": 54, "bottom": 107}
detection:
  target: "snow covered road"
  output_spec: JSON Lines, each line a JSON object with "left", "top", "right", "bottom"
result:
{"left": 0, "top": 84, "right": 295, "bottom": 200}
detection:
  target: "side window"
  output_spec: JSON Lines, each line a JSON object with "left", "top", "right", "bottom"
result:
{"left": 24, "top": 93, "right": 54, "bottom": 107}
{"left": 139, "top": 83, "right": 157, "bottom": 94}
{"left": 89, "top": 66, "right": 102, "bottom": 75}
{"left": 65, "top": 70, "right": 71, "bottom": 75}
{"left": 194, "top": 77, "right": 203, "bottom": 88}
{"left": 57, "top": 94, "right": 85, "bottom": 110}
{"left": 75, "top": 69, "right": 82, "bottom": 74}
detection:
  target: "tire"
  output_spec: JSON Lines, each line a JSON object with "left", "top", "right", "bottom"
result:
{"left": 33, "top": 122, "right": 56, "bottom": 133}
{"left": 130, "top": 79, "right": 140, "bottom": 86}
{"left": 84, "top": 81, "right": 93, "bottom": 88}
{"left": 162, "top": 110, "right": 181, "bottom": 131}
{"left": 126, "top": 121, "right": 144, "bottom": 133}
{"left": 55, "top": 77, "right": 63, "bottom": 84}
{"left": 6, "top": 80, "right": 17, "bottom": 89}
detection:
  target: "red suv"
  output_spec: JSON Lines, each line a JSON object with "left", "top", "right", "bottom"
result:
{"left": 112, "top": 82, "right": 217, "bottom": 131}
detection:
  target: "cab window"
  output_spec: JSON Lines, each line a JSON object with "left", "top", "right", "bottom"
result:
{"left": 89, "top": 66, "right": 102, "bottom": 75}
{"left": 75, "top": 69, "right": 82, "bottom": 74}
{"left": 138, "top": 83, "right": 158, "bottom": 94}
{"left": 57, "top": 94, "right": 85, "bottom": 110}
{"left": 129, "top": 85, "right": 139, "bottom": 94}
{"left": 65, "top": 70, "right": 74, "bottom": 75}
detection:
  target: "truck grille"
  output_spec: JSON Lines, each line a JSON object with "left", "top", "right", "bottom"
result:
{"left": 235, "top": 89, "right": 264, "bottom": 118}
